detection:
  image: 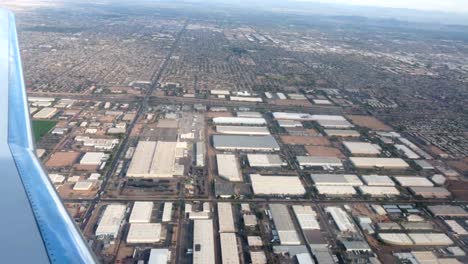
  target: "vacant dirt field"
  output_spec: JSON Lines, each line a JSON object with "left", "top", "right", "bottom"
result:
{"left": 347, "top": 115, "right": 392, "bottom": 131}
{"left": 305, "top": 145, "right": 344, "bottom": 158}
{"left": 280, "top": 135, "right": 330, "bottom": 146}
{"left": 45, "top": 151, "right": 81, "bottom": 167}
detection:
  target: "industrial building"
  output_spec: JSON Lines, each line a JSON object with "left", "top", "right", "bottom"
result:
{"left": 427, "top": 205, "right": 468, "bottom": 217}
{"left": 216, "top": 125, "right": 270, "bottom": 135}
{"left": 80, "top": 152, "right": 106, "bottom": 165}
{"left": 95, "top": 204, "right": 126, "bottom": 238}
{"left": 33, "top": 107, "right": 57, "bottom": 119}
{"left": 361, "top": 175, "right": 395, "bottom": 186}
{"left": 126, "top": 223, "right": 162, "bottom": 243}
{"left": 349, "top": 157, "right": 410, "bottom": 169}
{"left": 269, "top": 204, "right": 301, "bottom": 245}
{"left": 250, "top": 174, "right": 305, "bottom": 196}
{"left": 193, "top": 219, "right": 215, "bottom": 264}
{"left": 243, "top": 215, "right": 257, "bottom": 227}
{"left": 409, "top": 187, "right": 451, "bottom": 198}
{"left": 379, "top": 233, "right": 453, "bottom": 246}
{"left": 394, "top": 176, "right": 434, "bottom": 187}
{"left": 250, "top": 251, "right": 267, "bottom": 264}
{"left": 317, "top": 119, "right": 354, "bottom": 128}
{"left": 217, "top": 203, "right": 235, "bottom": 233}
{"left": 325, "top": 207, "right": 357, "bottom": 233}
{"left": 220, "top": 233, "right": 240, "bottom": 264}
{"left": 324, "top": 129, "right": 360, "bottom": 137}
{"left": 297, "top": 156, "right": 343, "bottom": 168}
{"left": 316, "top": 185, "right": 357, "bottom": 196}
{"left": 213, "top": 135, "right": 280, "bottom": 151}
{"left": 292, "top": 205, "right": 320, "bottom": 230}
{"left": 162, "top": 202, "right": 173, "bottom": 222}
{"left": 216, "top": 154, "right": 243, "bottom": 182}
{"left": 212, "top": 117, "right": 266, "bottom": 126}
{"left": 395, "top": 144, "right": 420, "bottom": 159}
{"left": 343, "top": 142, "right": 381, "bottom": 155}
{"left": 73, "top": 181, "right": 93, "bottom": 191}
{"left": 247, "top": 154, "right": 283, "bottom": 167}
{"left": 230, "top": 96, "right": 262, "bottom": 102}
{"left": 127, "top": 141, "right": 182, "bottom": 178}
{"left": 237, "top": 111, "right": 263, "bottom": 118}
{"left": 272, "top": 112, "right": 313, "bottom": 121}
{"left": 129, "top": 202, "right": 153, "bottom": 223}
{"left": 310, "top": 174, "right": 363, "bottom": 186}
{"left": 247, "top": 236, "right": 262, "bottom": 247}
{"left": 148, "top": 249, "right": 170, "bottom": 264}
{"left": 277, "top": 120, "right": 303, "bottom": 128}
{"left": 358, "top": 186, "right": 400, "bottom": 197}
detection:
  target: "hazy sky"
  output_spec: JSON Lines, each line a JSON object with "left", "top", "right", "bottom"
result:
{"left": 296, "top": 0, "right": 468, "bottom": 14}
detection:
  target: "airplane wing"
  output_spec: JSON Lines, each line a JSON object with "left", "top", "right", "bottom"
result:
{"left": 0, "top": 9, "right": 96, "bottom": 264}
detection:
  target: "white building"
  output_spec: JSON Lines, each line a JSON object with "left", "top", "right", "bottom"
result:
{"left": 80, "top": 152, "right": 106, "bottom": 165}
{"left": 247, "top": 154, "right": 283, "bottom": 167}
{"left": 162, "top": 202, "right": 173, "bottom": 223}
{"left": 343, "top": 142, "right": 381, "bottom": 155}
{"left": 350, "top": 157, "right": 410, "bottom": 169}
{"left": 250, "top": 174, "right": 305, "bottom": 196}
{"left": 212, "top": 117, "right": 266, "bottom": 126}
{"left": 220, "top": 233, "right": 240, "bottom": 264}
{"left": 216, "top": 154, "right": 243, "bottom": 182}
{"left": 129, "top": 202, "right": 153, "bottom": 223}
{"left": 95, "top": 204, "right": 126, "bottom": 238}
{"left": 292, "top": 205, "right": 320, "bottom": 230}
{"left": 126, "top": 223, "right": 162, "bottom": 243}
{"left": 193, "top": 220, "right": 215, "bottom": 264}
{"left": 218, "top": 203, "right": 236, "bottom": 233}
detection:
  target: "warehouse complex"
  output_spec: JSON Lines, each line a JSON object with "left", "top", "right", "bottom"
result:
{"left": 213, "top": 135, "right": 280, "bottom": 151}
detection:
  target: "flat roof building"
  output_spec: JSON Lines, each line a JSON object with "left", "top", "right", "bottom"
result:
{"left": 316, "top": 185, "right": 357, "bottom": 196}
{"left": 361, "top": 175, "right": 395, "bottom": 186}
{"left": 213, "top": 135, "right": 280, "bottom": 152}
{"left": 292, "top": 205, "right": 320, "bottom": 230}
{"left": 394, "top": 176, "right": 434, "bottom": 187}
{"left": 220, "top": 233, "right": 240, "bottom": 264}
{"left": 216, "top": 125, "right": 270, "bottom": 135}
{"left": 247, "top": 154, "right": 283, "bottom": 167}
{"left": 73, "top": 181, "right": 93, "bottom": 191}
{"left": 250, "top": 174, "right": 305, "bottom": 196}
{"left": 317, "top": 119, "right": 354, "bottom": 128}
{"left": 325, "top": 207, "right": 357, "bottom": 233}
{"left": 358, "top": 186, "right": 400, "bottom": 197}
{"left": 162, "top": 202, "right": 173, "bottom": 223}
{"left": 193, "top": 220, "right": 215, "bottom": 264}
{"left": 237, "top": 111, "right": 262, "bottom": 118}
{"left": 343, "top": 142, "right": 381, "bottom": 155}
{"left": 427, "top": 205, "right": 468, "bottom": 217}
{"left": 216, "top": 154, "right": 243, "bottom": 182}
{"left": 297, "top": 156, "right": 343, "bottom": 168}
{"left": 350, "top": 157, "right": 410, "bottom": 169}
{"left": 213, "top": 117, "right": 266, "bottom": 126}
{"left": 218, "top": 203, "right": 235, "bottom": 233}
{"left": 129, "top": 202, "right": 153, "bottom": 223}
{"left": 409, "top": 187, "right": 451, "bottom": 199}
{"left": 96, "top": 204, "right": 126, "bottom": 238}
{"left": 270, "top": 204, "right": 301, "bottom": 245}
{"left": 126, "top": 223, "right": 162, "bottom": 243}
{"left": 148, "top": 249, "right": 170, "bottom": 264}
{"left": 324, "top": 129, "right": 360, "bottom": 137}
{"left": 33, "top": 107, "right": 57, "bottom": 119}
{"left": 80, "top": 152, "right": 106, "bottom": 165}
{"left": 310, "top": 174, "right": 363, "bottom": 186}
{"left": 127, "top": 141, "right": 181, "bottom": 178}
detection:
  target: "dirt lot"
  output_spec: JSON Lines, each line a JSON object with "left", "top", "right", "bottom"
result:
{"left": 447, "top": 159, "right": 468, "bottom": 174}
{"left": 305, "top": 145, "right": 344, "bottom": 158}
{"left": 157, "top": 119, "right": 179, "bottom": 128}
{"left": 347, "top": 115, "right": 392, "bottom": 131}
{"left": 446, "top": 179, "right": 468, "bottom": 201}
{"left": 45, "top": 151, "right": 81, "bottom": 167}
{"left": 280, "top": 135, "right": 330, "bottom": 146}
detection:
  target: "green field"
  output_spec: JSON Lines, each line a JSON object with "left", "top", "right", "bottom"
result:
{"left": 32, "top": 120, "right": 57, "bottom": 142}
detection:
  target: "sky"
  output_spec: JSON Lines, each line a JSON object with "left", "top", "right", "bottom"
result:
{"left": 295, "top": 0, "right": 468, "bottom": 14}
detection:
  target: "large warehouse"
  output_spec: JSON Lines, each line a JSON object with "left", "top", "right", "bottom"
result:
{"left": 220, "top": 233, "right": 240, "bottom": 264}
{"left": 350, "top": 157, "right": 410, "bottom": 169}
{"left": 213, "top": 135, "right": 280, "bottom": 151}
{"left": 325, "top": 207, "right": 357, "bottom": 233}
{"left": 33, "top": 107, "right": 57, "bottom": 119}
{"left": 409, "top": 187, "right": 451, "bottom": 199}
{"left": 297, "top": 156, "right": 343, "bottom": 168}
{"left": 193, "top": 219, "right": 215, "bottom": 264}
{"left": 361, "top": 175, "right": 395, "bottom": 186}
{"left": 324, "top": 129, "right": 360, "bottom": 137}
{"left": 95, "top": 204, "right": 126, "bottom": 238}
{"left": 358, "top": 186, "right": 400, "bottom": 197}
{"left": 216, "top": 154, "right": 243, "bottom": 182}
{"left": 393, "top": 176, "right": 434, "bottom": 187}
{"left": 427, "top": 205, "right": 468, "bottom": 217}
{"left": 218, "top": 203, "right": 236, "bottom": 233}
{"left": 129, "top": 201, "right": 153, "bottom": 223}
{"left": 247, "top": 154, "right": 283, "bottom": 167}
{"left": 269, "top": 204, "right": 301, "bottom": 245}
{"left": 126, "top": 223, "right": 162, "bottom": 243}
{"left": 127, "top": 141, "right": 182, "bottom": 178}
{"left": 250, "top": 174, "right": 305, "bottom": 196}
{"left": 216, "top": 125, "right": 270, "bottom": 135}
{"left": 310, "top": 174, "right": 363, "bottom": 186}
{"left": 212, "top": 117, "right": 266, "bottom": 126}
{"left": 316, "top": 185, "right": 357, "bottom": 196}
{"left": 292, "top": 205, "right": 320, "bottom": 230}
{"left": 343, "top": 142, "right": 381, "bottom": 155}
